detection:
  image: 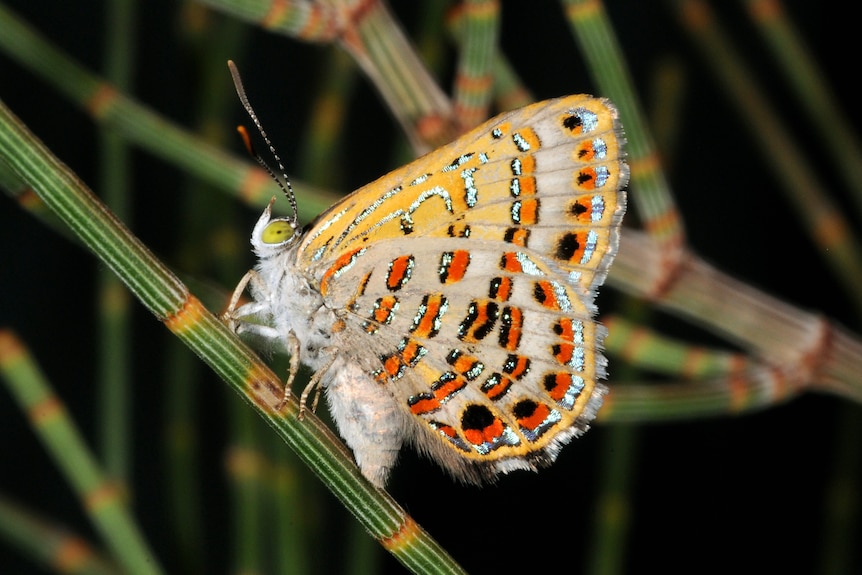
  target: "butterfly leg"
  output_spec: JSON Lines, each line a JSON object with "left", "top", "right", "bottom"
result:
{"left": 273, "top": 331, "right": 303, "bottom": 412}
{"left": 223, "top": 269, "right": 255, "bottom": 324}
{"left": 222, "top": 269, "right": 274, "bottom": 331}
{"left": 224, "top": 270, "right": 297, "bottom": 407}
{"left": 297, "top": 350, "right": 337, "bottom": 420}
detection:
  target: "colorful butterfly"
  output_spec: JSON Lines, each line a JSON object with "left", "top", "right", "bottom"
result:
{"left": 226, "top": 65, "right": 627, "bottom": 487}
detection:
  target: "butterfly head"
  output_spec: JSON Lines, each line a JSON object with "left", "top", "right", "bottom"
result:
{"left": 251, "top": 197, "right": 299, "bottom": 257}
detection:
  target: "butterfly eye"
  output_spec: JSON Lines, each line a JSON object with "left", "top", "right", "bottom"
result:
{"left": 261, "top": 220, "right": 294, "bottom": 244}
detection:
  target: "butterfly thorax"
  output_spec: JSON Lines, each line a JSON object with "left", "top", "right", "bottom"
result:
{"left": 252, "top": 236, "right": 337, "bottom": 372}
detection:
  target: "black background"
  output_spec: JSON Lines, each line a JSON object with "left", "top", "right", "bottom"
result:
{"left": 1, "top": 1, "right": 859, "bottom": 574}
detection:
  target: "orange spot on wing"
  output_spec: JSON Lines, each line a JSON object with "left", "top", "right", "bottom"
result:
{"left": 518, "top": 199, "right": 539, "bottom": 224}
{"left": 500, "top": 306, "right": 522, "bottom": 351}
{"left": 400, "top": 339, "right": 424, "bottom": 366}
{"left": 517, "top": 402, "right": 552, "bottom": 431}
{"left": 434, "top": 376, "right": 467, "bottom": 401}
{"left": 505, "top": 228, "right": 529, "bottom": 246}
{"left": 568, "top": 199, "right": 591, "bottom": 221}
{"left": 555, "top": 318, "right": 575, "bottom": 342}
{"left": 517, "top": 128, "right": 541, "bottom": 150}
{"left": 545, "top": 373, "right": 572, "bottom": 402}
{"left": 450, "top": 352, "right": 479, "bottom": 375}
{"left": 464, "top": 417, "right": 504, "bottom": 445}
{"left": 382, "top": 354, "right": 402, "bottom": 377}
{"left": 518, "top": 176, "right": 537, "bottom": 196}
{"left": 575, "top": 167, "right": 598, "bottom": 190}
{"left": 387, "top": 255, "right": 413, "bottom": 290}
{"left": 493, "top": 276, "right": 513, "bottom": 301}
{"left": 483, "top": 376, "right": 512, "bottom": 400}
{"left": 321, "top": 247, "right": 365, "bottom": 296}
{"left": 504, "top": 355, "right": 531, "bottom": 380}
{"left": 373, "top": 296, "right": 398, "bottom": 323}
{"left": 442, "top": 250, "right": 470, "bottom": 283}
{"left": 553, "top": 343, "right": 575, "bottom": 365}
{"left": 411, "top": 294, "right": 445, "bottom": 338}
{"left": 500, "top": 252, "right": 521, "bottom": 273}
{"left": 409, "top": 397, "right": 439, "bottom": 415}
{"left": 535, "top": 280, "right": 561, "bottom": 309}
{"left": 575, "top": 140, "right": 598, "bottom": 161}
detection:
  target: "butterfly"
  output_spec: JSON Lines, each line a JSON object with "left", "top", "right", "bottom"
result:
{"left": 225, "top": 63, "right": 627, "bottom": 487}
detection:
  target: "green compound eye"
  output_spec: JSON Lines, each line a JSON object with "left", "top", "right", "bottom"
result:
{"left": 262, "top": 220, "right": 294, "bottom": 244}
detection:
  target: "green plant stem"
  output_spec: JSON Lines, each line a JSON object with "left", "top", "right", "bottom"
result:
{"left": 196, "top": 0, "right": 456, "bottom": 153}
{"left": 0, "top": 331, "right": 163, "bottom": 575}
{"left": 0, "top": 490, "right": 120, "bottom": 575}
{"left": 818, "top": 403, "right": 862, "bottom": 575}
{"left": 669, "top": 0, "right": 862, "bottom": 317}
{"left": 297, "top": 48, "right": 356, "bottom": 190}
{"left": 97, "top": 0, "right": 137, "bottom": 488}
{"left": 0, "top": 3, "right": 337, "bottom": 222}
{"left": 603, "top": 314, "right": 750, "bottom": 379}
{"left": 562, "top": 0, "right": 684, "bottom": 251}
{"left": 587, "top": 423, "right": 637, "bottom": 575}
{"left": 162, "top": 338, "right": 203, "bottom": 573}
{"left": 0, "top": 96, "right": 467, "bottom": 575}
{"left": 270, "top": 443, "right": 310, "bottom": 575}
{"left": 452, "top": 0, "right": 499, "bottom": 130}
{"left": 226, "top": 405, "right": 266, "bottom": 575}
{"left": 611, "top": 230, "right": 862, "bottom": 400}
{"left": 741, "top": 0, "right": 862, "bottom": 219}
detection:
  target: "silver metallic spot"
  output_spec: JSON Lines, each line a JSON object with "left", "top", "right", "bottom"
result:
{"left": 511, "top": 158, "right": 522, "bottom": 176}
{"left": 591, "top": 195, "right": 605, "bottom": 222}
{"left": 592, "top": 138, "right": 608, "bottom": 159}
{"left": 557, "top": 375, "right": 585, "bottom": 409}
{"left": 580, "top": 230, "right": 599, "bottom": 264}
{"left": 510, "top": 178, "right": 521, "bottom": 197}
{"left": 594, "top": 166, "right": 610, "bottom": 188}
{"left": 462, "top": 167, "right": 478, "bottom": 207}
{"left": 573, "top": 319, "right": 584, "bottom": 344}
{"left": 443, "top": 153, "right": 474, "bottom": 172}
{"left": 512, "top": 132, "right": 530, "bottom": 152}
{"left": 516, "top": 252, "right": 544, "bottom": 276}
{"left": 550, "top": 280, "right": 572, "bottom": 312}
{"left": 520, "top": 408, "right": 562, "bottom": 442}
{"left": 571, "top": 347, "right": 585, "bottom": 372}
{"left": 466, "top": 362, "right": 485, "bottom": 380}
{"left": 573, "top": 108, "right": 599, "bottom": 133}
{"left": 511, "top": 200, "right": 521, "bottom": 222}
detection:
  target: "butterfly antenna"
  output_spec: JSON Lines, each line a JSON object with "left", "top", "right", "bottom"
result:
{"left": 228, "top": 60, "right": 299, "bottom": 226}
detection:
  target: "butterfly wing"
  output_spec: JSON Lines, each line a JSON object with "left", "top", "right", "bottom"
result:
{"left": 298, "top": 96, "right": 627, "bottom": 482}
